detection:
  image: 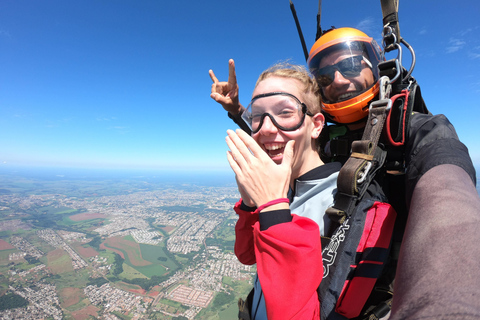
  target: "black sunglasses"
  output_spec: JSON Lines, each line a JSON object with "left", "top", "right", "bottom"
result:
{"left": 312, "top": 55, "right": 370, "bottom": 87}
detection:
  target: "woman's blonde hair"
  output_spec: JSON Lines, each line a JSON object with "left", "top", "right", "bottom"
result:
{"left": 255, "top": 62, "right": 322, "bottom": 114}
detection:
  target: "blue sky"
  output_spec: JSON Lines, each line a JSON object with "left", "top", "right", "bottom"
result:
{"left": 1, "top": 0, "right": 479, "bottom": 172}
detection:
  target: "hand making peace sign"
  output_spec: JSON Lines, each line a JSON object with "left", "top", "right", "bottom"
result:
{"left": 209, "top": 59, "right": 243, "bottom": 115}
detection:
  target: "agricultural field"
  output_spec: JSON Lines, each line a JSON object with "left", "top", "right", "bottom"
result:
{"left": 100, "top": 236, "right": 174, "bottom": 279}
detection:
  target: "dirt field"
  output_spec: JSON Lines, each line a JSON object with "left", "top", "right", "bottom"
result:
{"left": 70, "top": 305, "right": 100, "bottom": 320}
{"left": 129, "top": 288, "right": 146, "bottom": 295}
{"left": 100, "top": 236, "right": 151, "bottom": 267}
{"left": 99, "top": 242, "right": 125, "bottom": 258}
{"left": 69, "top": 212, "right": 107, "bottom": 221}
{"left": 74, "top": 244, "right": 98, "bottom": 258}
{"left": 148, "top": 290, "right": 160, "bottom": 297}
{"left": 60, "top": 287, "right": 83, "bottom": 308}
{"left": 116, "top": 281, "right": 147, "bottom": 295}
{"left": 161, "top": 226, "right": 175, "bottom": 233}
{"left": 0, "top": 239, "right": 15, "bottom": 250}
{"left": 47, "top": 248, "right": 73, "bottom": 274}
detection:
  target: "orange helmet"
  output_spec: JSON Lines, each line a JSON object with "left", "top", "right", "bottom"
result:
{"left": 308, "top": 28, "right": 384, "bottom": 124}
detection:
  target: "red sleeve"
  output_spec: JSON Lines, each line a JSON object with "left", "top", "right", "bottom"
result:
{"left": 254, "top": 214, "right": 322, "bottom": 319}
{"left": 234, "top": 200, "right": 258, "bottom": 265}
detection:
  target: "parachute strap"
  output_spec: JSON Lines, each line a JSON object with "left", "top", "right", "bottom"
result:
{"left": 380, "top": 0, "right": 400, "bottom": 52}
{"left": 328, "top": 103, "right": 390, "bottom": 223}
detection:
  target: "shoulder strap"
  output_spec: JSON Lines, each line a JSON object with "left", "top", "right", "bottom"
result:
{"left": 320, "top": 85, "right": 392, "bottom": 320}
{"left": 326, "top": 98, "right": 390, "bottom": 226}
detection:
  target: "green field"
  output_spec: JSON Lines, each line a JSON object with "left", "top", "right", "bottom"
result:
{"left": 119, "top": 263, "right": 148, "bottom": 280}
{"left": 102, "top": 239, "right": 173, "bottom": 278}
{"left": 0, "top": 249, "right": 17, "bottom": 265}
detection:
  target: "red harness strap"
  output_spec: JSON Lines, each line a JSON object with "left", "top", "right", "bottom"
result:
{"left": 335, "top": 201, "right": 397, "bottom": 318}
{"left": 386, "top": 89, "right": 409, "bottom": 146}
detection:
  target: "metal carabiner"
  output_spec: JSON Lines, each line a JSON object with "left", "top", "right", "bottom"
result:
{"left": 381, "top": 24, "right": 403, "bottom": 84}
{"left": 378, "top": 76, "right": 391, "bottom": 101}
{"left": 382, "top": 25, "right": 397, "bottom": 49}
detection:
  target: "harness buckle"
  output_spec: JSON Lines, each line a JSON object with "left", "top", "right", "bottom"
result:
{"left": 357, "top": 161, "right": 372, "bottom": 184}
{"left": 369, "top": 98, "right": 392, "bottom": 112}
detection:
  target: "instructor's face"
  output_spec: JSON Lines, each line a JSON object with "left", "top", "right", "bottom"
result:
{"left": 319, "top": 50, "right": 374, "bottom": 103}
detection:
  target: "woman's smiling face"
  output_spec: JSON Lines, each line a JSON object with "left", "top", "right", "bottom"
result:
{"left": 251, "top": 76, "right": 324, "bottom": 179}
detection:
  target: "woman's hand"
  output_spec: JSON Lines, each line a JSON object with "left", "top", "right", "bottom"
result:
{"left": 209, "top": 59, "right": 242, "bottom": 115}
{"left": 226, "top": 129, "right": 294, "bottom": 207}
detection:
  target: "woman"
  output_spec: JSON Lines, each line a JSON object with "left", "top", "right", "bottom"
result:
{"left": 226, "top": 63, "right": 341, "bottom": 319}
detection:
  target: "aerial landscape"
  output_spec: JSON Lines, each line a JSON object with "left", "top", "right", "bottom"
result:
{"left": 0, "top": 167, "right": 253, "bottom": 319}
{"left": 0, "top": 164, "right": 479, "bottom": 320}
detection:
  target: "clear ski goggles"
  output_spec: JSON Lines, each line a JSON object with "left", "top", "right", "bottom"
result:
{"left": 241, "top": 92, "right": 313, "bottom": 134}
{"left": 312, "top": 55, "right": 372, "bottom": 87}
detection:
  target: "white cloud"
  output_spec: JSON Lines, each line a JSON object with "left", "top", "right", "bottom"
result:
{"left": 355, "top": 17, "right": 384, "bottom": 48}
{"left": 459, "top": 28, "right": 474, "bottom": 37}
{"left": 96, "top": 116, "right": 117, "bottom": 122}
{"left": 468, "top": 52, "right": 480, "bottom": 59}
{"left": 108, "top": 126, "right": 130, "bottom": 134}
{"left": 356, "top": 17, "right": 377, "bottom": 37}
{"left": 446, "top": 38, "right": 466, "bottom": 53}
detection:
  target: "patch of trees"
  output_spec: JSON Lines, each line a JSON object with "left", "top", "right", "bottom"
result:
{"left": 42, "top": 274, "right": 60, "bottom": 282}
{"left": 112, "top": 253, "right": 124, "bottom": 276}
{"left": 26, "top": 215, "right": 58, "bottom": 228}
{"left": 146, "top": 217, "right": 156, "bottom": 224}
{"left": 212, "top": 292, "right": 234, "bottom": 310}
{"left": 24, "top": 254, "right": 40, "bottom": 265}
{"left": 111, "top": 310, "right": 129, "bottom": 320}
{"left": 87, "top": 236, "right": 103, "bottom": 251}
{"left": 176, "top": 251, "right": 198, "bottom": 262}
{"left": 157, "top": 257, "right": 167, "bottom": 262}
{"left": 206, "top": 238, "right": 235, "bottom": 251}
{"left": 122, "top": 275, "right": 163, "bottom": 291}
{"left": 162, "top": 247, "right": 181, "bottom": 269}
{"left": 0, "top": 293, "right": 29, "bottom": 311}
{"left": 87, "top": 277, "right": 109, "bottom": 287}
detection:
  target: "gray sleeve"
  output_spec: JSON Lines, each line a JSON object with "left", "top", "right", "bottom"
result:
{"left": 390, "top": 164, "right": 480, "bottom": 319}
{"left": 404, "top": 113, "right": 476, "bottom": 206}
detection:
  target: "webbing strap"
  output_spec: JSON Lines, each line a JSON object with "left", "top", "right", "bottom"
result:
{"left": 380, "top": 0, "right": 400, "bottom": 52}
{"left": 327, "top": 104, "right": 390, "bottom": 222}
